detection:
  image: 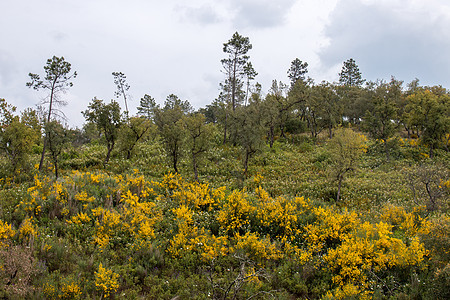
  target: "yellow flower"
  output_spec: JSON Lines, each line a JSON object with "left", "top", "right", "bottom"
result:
{"left": 0, "top": 220, "right": 15, "bottom": 249}
{"left": 95, "top": 263, "right": 119, "bottom": 298}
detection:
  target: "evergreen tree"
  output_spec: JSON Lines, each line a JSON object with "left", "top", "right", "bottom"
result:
{"left": 221, "top": 32, "right": 253, "bottom": 111}
{"left": 338, "top": 58, "right": 365, "bottom": 123}
{"left": 112, "top": 72, "right": 131, "bottom": 116}
{"left": 27, "top": 56, "right": 77, "bottom": 171}
{"left": 287, "top": 58, "right": 308, "bottom": 86}
{"left": 137, "top": 94, "right": 157, "bottom": 120}
{"left": 339, "top": 58, "right": 365, "bottom": 87}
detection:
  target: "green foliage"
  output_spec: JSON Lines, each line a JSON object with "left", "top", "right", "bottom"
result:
{"left": 339, "top": 58, "right": 365, "bottom": 87}
{"left": 137, "top": 94, "right": 157, "bottom": 120}
{"left": 221, "top": 31, "right": 253, "bottom": 111}
{"left": 363, "top": 78, "right": 401, "bottom": 160}
{"left": 327, "top": 128, "right": 368, "bottom": 201}
{"left": 183, "top": 113, "right": 215, "bottom": 181}
{"left": 82, "top": 98, "right": 123, "bottom": 166}
{"left": 287, "top": 58, "right": 308, "bottom": 86}
{"left": 0, "top": 99, "right": 38, "bottom": 178}
{"left": 118, "top": 116, "right": 154, "bottom": 159}
{"left": 45, "top": 120, "right": 70, "bottom": 178}
{"left": 154, "top": 94, "right": 190, "bottom": 173}
{"left": 26, "top": 56, "right": 77, "bottom": 171}
{"left": 405, "top": 87, "right": 450, "bottom": 157}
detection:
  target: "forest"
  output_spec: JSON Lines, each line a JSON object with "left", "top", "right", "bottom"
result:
{"left": 0, "top": 32, "right": 449, "bottom": 299}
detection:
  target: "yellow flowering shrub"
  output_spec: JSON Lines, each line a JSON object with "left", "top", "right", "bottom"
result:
{"left": 167, "top": 221, "right": 229, "bottom": 262}
{"left": 95, "top": 263, "right": 119, "bottom": 298}
{"left": 74, "top": 191, "right": 95, "bottom": 210}
{"left": 121, "top": 190, "right": 161, "bottom": 242}
{"left": 167, "top": 198, "right": 228, "bottom": 262}
{"left": 381, "top": 204, "right": 430, "bottom": 237}
{"left": 304, "top": 207, "right": 358, "bottom": 253}
{"left": 60, "top": 280, "right": 82, "bottom": 299}
{"left": 18, "top": 174, "right": 51, "bottom": 215}
{"left": 92, "top": 208, "right": 122, "bottom": 251}
{"left": 255, "top": 187, "right": 303, "bottom": 239}
{"left": 217, "top": 190, "right": 254, "bottom": 235}
{"left": 43, "top": 283, "right": 57, "bottom": 299}
{"left": 0, "top": 219, "right": 15, "bottom": 249}
{"left": 66, "top": 212, "right": 92, "bottom": 225}
{"left": 152, "top": 172, "right": 183, "bottom": 193}
{"left": 323, "top": 283, "right": 372, "bottom": 300}
{"left": 53, "top": 181, "right": 67, "bottom": 204}
{"left": 18, "top": 217, "right": 37, "bottom": 243}
{"left": 233, "top": 232, "right": 281, "bottom": 263}
{"left": 324, "top": 220, "right": 428, "bottom": 289}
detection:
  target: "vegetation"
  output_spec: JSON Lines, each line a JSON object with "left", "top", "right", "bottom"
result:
{"left": 0, "top": 33, "right": 449, "bottom": 299}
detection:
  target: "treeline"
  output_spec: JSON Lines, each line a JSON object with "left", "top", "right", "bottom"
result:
{"left": 1, "top": 32, "right": 449, "bottom": 182}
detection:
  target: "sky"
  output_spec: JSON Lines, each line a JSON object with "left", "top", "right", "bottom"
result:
{"left": 1, "top": 0, "right": 449, "bottom": 127}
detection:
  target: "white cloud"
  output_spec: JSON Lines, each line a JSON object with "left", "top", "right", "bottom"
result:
{"left": 319, "top": 0, "right": 450, "bottom": 85}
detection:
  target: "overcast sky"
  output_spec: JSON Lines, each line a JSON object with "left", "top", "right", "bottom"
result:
{"left": 1, "top": 0, "right": 449, "bottom": 127}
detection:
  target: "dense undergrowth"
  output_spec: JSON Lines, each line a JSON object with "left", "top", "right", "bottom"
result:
{"left": 0, "top": 133, "right": 449, "bottom": 299}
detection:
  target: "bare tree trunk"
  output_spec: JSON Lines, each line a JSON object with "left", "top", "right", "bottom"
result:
{"left": 104, "top": 141, "right": 114, "bottom": 167}
{"left": 337, "top": 175, "right": 343, "bottom": 202}
{"left": 269, "top": 126, "right": 274, "bottom": 148}
{"left": 243, "top": 148, "right": 250, "bottom": 177}
{"left": 39, "top": 137, "right": 48, "bottom": 171}
{"left": 39, "top": 84, "right": 56, "bottom": 171}
{"left": 223, "top": 112, "right": 228, "bottom": 145}
{"left": 54, "top": 159, "right": 58, "bottom": 179}
{"left": 192, "top": 153, "right": 199, "bottom": 182}
{"left": 384, "top": 138, "right": 390, "bottom": 162}
{"left": 173, "top": 146, "right": 179, "bottom": 174}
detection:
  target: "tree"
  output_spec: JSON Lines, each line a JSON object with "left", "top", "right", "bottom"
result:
{"left": 313, "top": 82, "right": 342, "bottom": 139}
{"left": 82, "top": 98, "right": 122, "bottom": 166}
{"left": 234, "top": 99, "right": 265, "bottom": 177}
{"left": 363, "top": 78, "right": 402, "bottom": 160}
{"left": 243, "top": 62, "right": 258, "bottom": 106}
{"left": 221, "top": 32, "right": 253, "bottom": 112}
{"left": 305, "top": 84, "right": 323, "bottom": 140}
{"left": 328, "top": 128, "right": 367, "bottom": 202}
{"left": 20, "top": 108, "right": 42, "bottom": 141}
{"left": 338, "top": 58, "right": 365, "bottom": 87}
{"left": 287, "top": 78, "right": 311, "bottom": 134}
{"left": 262, "top": 80, "right": 289, "bottom": 147}
{"left": 45, "top": 120, "right": 69, "bottom": 178}
{"left": 337, "top": 59, "right": 366, "bottom": 124}
{"left": 405, "top": 162, "right": 449, "bottom": 212}
{"left": 118, "top": 116, "right": 153, "bottom": 159}
{"left": 112, "top": 72, "right": 131, "bottom": 116}
{"left": 154, "top": 94, "right": 190, "bottom": 173}
{"left": 137, "top": 94, "right": 157, "bottom": 120}
{"left": 405, "top": 88, "right": 450, "bottom": 157}
{"left": 287, "top": 58, "right": 308, "bottom": 86}
{"left": 0, "top": 98, "right": 16, "bottom": 125}
{"left": 183, "top": 113, "right": 214, "bottom": 181}
{"left": 0, "top": 100, "right": 37, "bottom": 177}
{"left": 26, "top": 56, "right": 77, "bottom": 171}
